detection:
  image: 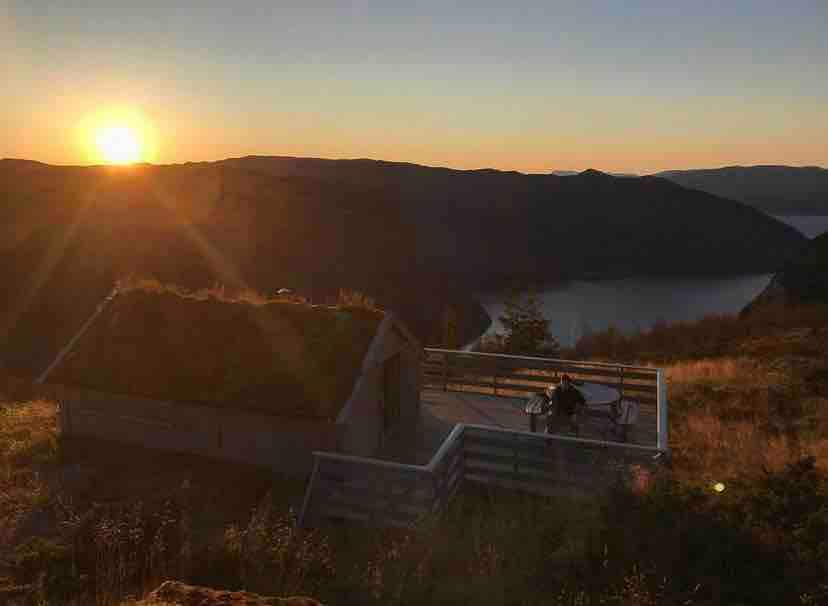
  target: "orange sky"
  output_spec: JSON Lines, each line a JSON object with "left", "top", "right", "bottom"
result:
{"left": 3, "top": 1, "right": 826, "bottom": 174}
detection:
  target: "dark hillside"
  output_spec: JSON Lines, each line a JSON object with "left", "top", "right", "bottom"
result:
{"left": 744, "top": 232, "right": 828, "bottom": 312}
{"left": 0, "top": 157, "right": 807, "bottom": 374}
{"left": 216, "top": 157, "right": 806, "bottom": 286}
{"left": 0, "top": 160, "right": 483, "bottom": 373}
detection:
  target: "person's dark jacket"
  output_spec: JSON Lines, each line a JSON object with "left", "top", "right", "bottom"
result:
{"left": 553, "top": 384, "right": 586, "bottom": 416}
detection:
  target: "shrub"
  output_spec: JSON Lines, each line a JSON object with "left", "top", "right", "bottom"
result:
{"left": 734, "top": 457, "right": 828, "bottom": 587}
{"left": 587, "top": 479, "right": 796, "bottom": 605}
{"left": 10, "top": 537, "right": 82, "bottom": 601}
{"left": 571, "top": 304, "right": 828, "bottom": 364}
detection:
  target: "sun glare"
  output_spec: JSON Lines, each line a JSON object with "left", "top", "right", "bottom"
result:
{"left": 79, "top": 108, "right": 157, "bottom": 165}
{"left": 96, "top": 126, "right": 141, "bottom": 164}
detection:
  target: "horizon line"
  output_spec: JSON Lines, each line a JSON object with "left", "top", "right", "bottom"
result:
{"left": 1, "top": 155, "right": 826, "bottom": 176}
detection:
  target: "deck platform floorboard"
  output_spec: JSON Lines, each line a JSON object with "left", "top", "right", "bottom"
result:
{"left": 378, "top": 388, "right": 658, "bottom": 465}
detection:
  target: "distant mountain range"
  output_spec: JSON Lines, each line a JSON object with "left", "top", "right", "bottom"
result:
{"left": 655, "top": 166, "right": 828, "bottom": 215}
{"left": 0, "top": 157, "right": 807, "bottom": 374}
{"left": 550, "top": 170, "right": 638, "bottom": 178}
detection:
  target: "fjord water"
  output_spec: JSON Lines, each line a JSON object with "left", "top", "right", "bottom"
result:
{"left": 475, "top": 274, "right": 774, "bottom": 349}
{"left": 472, "top": 215, "right": 827, "bottom": 349}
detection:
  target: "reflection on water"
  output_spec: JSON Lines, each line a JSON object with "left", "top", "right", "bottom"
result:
{"left": 477, "top": 274, "right": 772, "bottom": 348}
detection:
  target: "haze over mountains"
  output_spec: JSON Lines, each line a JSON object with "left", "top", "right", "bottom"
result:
{"left": 0, "top": 156, "right": 807, "bottom": 375}
{"left": 656, "top": 166, "right": 828, "bottom": 215}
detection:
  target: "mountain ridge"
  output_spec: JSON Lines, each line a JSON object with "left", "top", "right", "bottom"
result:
{"left": 656, "top": 165, "right": 828, "bottom": 214}
{"left": 0, "top": 156, "right": 807, "bottom": 374}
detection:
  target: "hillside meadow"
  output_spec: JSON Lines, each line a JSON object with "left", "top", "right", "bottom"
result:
{"left": 1, "top": 304, "right": 827, "bottom": 604}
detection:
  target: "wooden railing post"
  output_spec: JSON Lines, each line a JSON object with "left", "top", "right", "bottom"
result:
{"left": 657, "top": 370, "right": 669, "bottom": 452}
{"left": 619, "top": 367, "right": 625, "bottom": 401}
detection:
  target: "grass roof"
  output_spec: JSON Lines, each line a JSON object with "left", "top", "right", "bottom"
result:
{"left": 49, "top": 282, "right": 384, "bottom": 419}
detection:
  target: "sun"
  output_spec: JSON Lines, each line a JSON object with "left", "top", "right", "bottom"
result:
{"left": 95, "top": 126, "right": 142, "bottom": 165}
{"left": 79, "top": 108, "right": 157, "bottom": 165}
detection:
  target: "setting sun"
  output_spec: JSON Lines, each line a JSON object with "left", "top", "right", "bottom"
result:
{"left": 96, "top": 126, "right": 141, "bottom": 164}
{"left": 78, "top": 107, "right": 157, "bottom": 165}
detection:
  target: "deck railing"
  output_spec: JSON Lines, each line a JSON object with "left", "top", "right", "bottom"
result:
{"left": 462, "top": 424, "right": 661, "bottom": 497}
{"left": 298, "top": 422, "right": 663, "bottom": 529}
{"left": 422, "top": 348, "right": 669, "bottom": 451}
{"left": 299, "top": 424, "right": 465, "bottom": 528}
{"left": 300, "top": 350, "right": 669, "bottom": 529}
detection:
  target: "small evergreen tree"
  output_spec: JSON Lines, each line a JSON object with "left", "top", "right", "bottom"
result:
{"left": 497, "top": 289, "right": 558, "bottom": 355}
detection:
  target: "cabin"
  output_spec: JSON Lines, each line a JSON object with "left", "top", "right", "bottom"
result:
{"left": 43, "top": 285, "right": 422, "bottom": 474}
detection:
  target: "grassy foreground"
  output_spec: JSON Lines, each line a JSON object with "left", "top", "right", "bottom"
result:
{"left": 2, "top": 304, "right": 828, "bottom": 604}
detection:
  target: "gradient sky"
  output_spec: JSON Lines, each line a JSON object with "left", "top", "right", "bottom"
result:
{"left": 2, "top": 0, "right": 826, "bottom": 173}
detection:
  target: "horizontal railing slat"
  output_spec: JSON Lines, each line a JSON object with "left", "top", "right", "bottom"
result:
{"left": 428, "top": 360, "right": 656, "bottom": 379}
{"left": 463, "top": 449, "right": 639, "bottom": 476}
{"left": 463, "top": 463, "right": 623, "bottom": 489}
{"left": 424, "top": 348, "right": 657, "bottom": 373}
{"left": 425, "top": 363, "right": 657, "bottom": 384}
{"left": 462, "top": 424, "right": 664, "bottom": 454}
{"left": 424, "top": 378, "right": 658, "bottom": 404}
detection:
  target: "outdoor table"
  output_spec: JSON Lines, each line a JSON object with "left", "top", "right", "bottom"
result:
{"left": 524, "top": 382, "right": 623, "bottom": 433}
{"left": 578, "top": 383, "right": 622, "bottom": 411}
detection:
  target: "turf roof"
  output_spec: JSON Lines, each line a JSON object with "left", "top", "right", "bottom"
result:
{"left": 49, "top": 285, "right": 384, "bottom": 419}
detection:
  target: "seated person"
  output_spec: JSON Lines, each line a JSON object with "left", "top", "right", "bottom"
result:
{"left": 546, "top": 374, "right": 586, "bottom": 437}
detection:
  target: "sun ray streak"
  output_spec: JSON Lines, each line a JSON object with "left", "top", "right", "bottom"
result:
{"left": 143, "top": 170, "right": 327, "bottom": 410}
{"left": 0, "top": 191, "right": 97, "bottom": 359}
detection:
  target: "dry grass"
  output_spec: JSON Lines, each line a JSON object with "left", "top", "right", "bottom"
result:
{"left": 49, "top": 284, "right": 383, "bottom": 418}
{"left": 337, "top": 289, "right": 377, "bottom": 310}
{"left": 3, "top": 302, "right": 827, "bottom": 604}
{"left": 569, "top": 305, "right": 828, "bottom": 488}
{"left": 0, "top": 399, "right": 58, "bottom": 548}
{"left": 661, "top": 350, "right": 828, "bottom": 483}
{"left": 118, "top": 277, "right": 380, "bottom": 313}
{"left": 665, "top": 356, "right": 792, "bottom": 482}
{"left": 666, "top": 357, "right": 762, "bottom": 386}
{"left": 0, "top": 394, "right": 823, "bottom": 605}
{"left": 671, "top": 410, "right": 796, "bottom": 482}
{"left": 572, "top": 303, "right": 828, "bottom": 365}
{"left": 117, "top": 276, "right": 308, "bottom": 307}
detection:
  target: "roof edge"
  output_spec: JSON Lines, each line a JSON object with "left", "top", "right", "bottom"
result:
{"left": 37, "top": 287, "right": 120, "bottom": 384}
{"left": 386, "top": 312, "right": 423, "bottom": 353}
{"left": 336, "top": 314, "right": 393, "bottom": 425}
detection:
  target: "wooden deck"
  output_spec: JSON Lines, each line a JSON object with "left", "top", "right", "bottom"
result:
{"left": 305, "top": 350, "right": 667, "bottom": 527}
{"left": 379, "top": 388, "right": 658, "bottom": 465}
